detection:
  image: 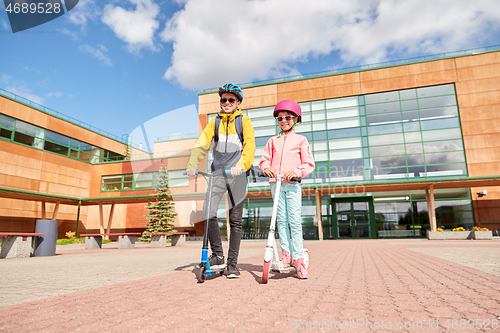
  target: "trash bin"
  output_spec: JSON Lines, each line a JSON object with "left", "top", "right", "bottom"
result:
{"left": 35, "top": 219, "right": 58, "bottom": 256}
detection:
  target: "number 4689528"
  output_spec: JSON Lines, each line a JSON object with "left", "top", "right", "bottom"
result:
{"left": 5, "top": 2, "right": 62, "bottom": 14}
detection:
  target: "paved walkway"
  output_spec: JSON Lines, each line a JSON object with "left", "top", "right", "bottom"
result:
{"left": 1, "top": 239, "right": 499, "bottom": 332}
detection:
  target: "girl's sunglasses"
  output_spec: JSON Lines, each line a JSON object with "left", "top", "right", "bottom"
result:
{"left": 276, "top": 115, "right": 296, "bottom": 122}
{"left": 220, "top": 98, "right": 237, "bottom": 104}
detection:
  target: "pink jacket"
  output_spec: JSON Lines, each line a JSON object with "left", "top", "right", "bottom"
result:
{"left": 259, "top": 130, "right": 315, "bottom": 182}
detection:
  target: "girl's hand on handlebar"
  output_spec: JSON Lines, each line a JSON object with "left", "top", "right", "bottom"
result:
{"left": 230, "top": 166, "right": 243, "bottom": 176}
{"left": 283, "top": 171, "right": 298, "bottom": 181}
{"left": 264, "top": 168, "right": 276, "bottom": 178}
{"left": 186, "top": 168, "right": 197, "bottom": 176}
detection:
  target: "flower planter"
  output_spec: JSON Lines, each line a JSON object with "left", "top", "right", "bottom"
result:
{"left": 427, "top": 230, "right": 472, "bottom": 240}
{"left": 472, "top": 230, "right": 493, "bottom": 240}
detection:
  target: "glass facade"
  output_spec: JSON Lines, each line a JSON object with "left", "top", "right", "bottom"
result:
{"left": 210, "top": 83, "right": 473, "bottom": 239}
{"left": 0, "top": 113, "right": 126, "bottom": 163}
{"left": 101, "top": 170, "right": 188, "bottom": 191}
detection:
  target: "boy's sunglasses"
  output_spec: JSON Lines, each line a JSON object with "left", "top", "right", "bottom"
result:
{"left": 220, "top": 98, "right": 237, "bottom": 104}
{"left": 276, "top": 115, "right": 296, "bottom": 122}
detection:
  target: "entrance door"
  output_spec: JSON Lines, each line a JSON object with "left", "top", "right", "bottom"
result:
{"left": 333, "top": 198, "right": 375, "bottom": 239}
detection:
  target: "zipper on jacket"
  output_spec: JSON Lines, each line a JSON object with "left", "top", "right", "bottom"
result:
{"left": 278, "top": 134, "right": 287, "bottom": 175}
{"left": 225, "top": 116, "right": 230, "bottom": 153}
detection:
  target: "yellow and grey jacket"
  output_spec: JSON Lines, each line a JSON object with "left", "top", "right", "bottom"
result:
{"left": 187, "top": 109, "right": 256, "bottom": 172}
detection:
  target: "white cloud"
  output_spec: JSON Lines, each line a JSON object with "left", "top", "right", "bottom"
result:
{"left": 1, "top": 74, "right": 12, "bottom": 85}
{"left": 60, "top": 27, "right": 80, "bottom": 40}
{"left": 160, "top": 0, "right": 500, "bottom": 90}
{"left": 47, "top": 92, "right": 63, "bottom": 98}
{"left": 102, "top": 0, "right": 161, "bottom": 54}
{"left": 79, "top": 44, "right": 113, "bottom": 66}
{"left": 5, "top": 85, "right": 45, "bottom": 105}
{"left": 66, "top": 0, "right": 101, "bottom": 27}
{"left": 1, "top": 18, "right": 9, "bottom": 30}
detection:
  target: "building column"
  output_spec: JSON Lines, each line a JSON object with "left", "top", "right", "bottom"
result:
{"left": 315, "top": 189, "right": 323, "bottom": 240}
{"left": 425, "top": 184, "right": 437, "bottom": 231}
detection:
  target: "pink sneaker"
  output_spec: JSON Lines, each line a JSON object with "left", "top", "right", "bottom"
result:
{"left": 293, "top": 258, "right": 308, "bottom": 279}
{"left": 279, "top": 251, "right": 292, "bottom": 266}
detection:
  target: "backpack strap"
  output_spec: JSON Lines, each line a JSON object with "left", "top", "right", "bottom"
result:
{"left": 214, "top": 114, "right": 244, "bottom": 144}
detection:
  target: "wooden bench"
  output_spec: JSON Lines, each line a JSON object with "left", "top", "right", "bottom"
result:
{"left": 0, "top": 232, "right": 42, "bottom": 259}
{"left": 149, "top": 232, "right": 189, "bottom": 247}
{"left": 80, "top": 233, "right": 142, "bottom": 249}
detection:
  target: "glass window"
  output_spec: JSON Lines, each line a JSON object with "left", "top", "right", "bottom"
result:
{"left": 404, "top": 122, "right": 420, "bottom": 132}
{"left": 0, "top": 114, "right": 15, "bottom": 129}
{"left": 123, "top": 175, "right": 133, "bottom": 189}
{"left": 369, "top": 133, "right": 404, "bottom": 146}
{"left": 365, "top": 101, "right": 401, "bottom": 114}
{"left": 325, "top": 96, "right": 357, "bottom": 109}
{"left": 368, "top": 123, "right": 403, "bottom": 135}
{"left": 425, "top": 152, "right": 465, "bottom": 164}
{"left": 313, "top": 141, "right": 328, "bottom": 150}
{"left": 45, "top": 130, "right": 70, "bottom": 146}
{"left": 70, "top": 138, "right": 81, "bottom": 150}
{"left": 399, "top": 89, "right": 416, "bottom": 100}
{"left": 424, "top": 140, "right": 463, "bottom": 153}
{"left": 247, "top": 107, "right": 273, "bottom": 118}
{"left": 419, "top": 106, "right": 458, "bottom": 120}
{"left": 407, "top": 154, "right": 424, "bottom": 166}
{"left": 328, "top": 127, "right": 361, "bottom": 139}
{"left": 417, "top": 84, "right": 455, "bottom": 98}
{"left": 424, "top": 164, "right": 466, "bottom": 177}
{"left": 330, "top": 148, "right": 362, "bottom": 160}
{"left": 314, "top": 151, "right": 329, "bottom": 161}
{"left": 421, "top": 128, "right": 462, "bottom": 142}
{"left": 296, "top": 122, "right": 312, "bottom": 132}
{"left": 404, "top": 132, "right": 422, "bottom": 143}
{"left": 418, "top": 96, "right": 456, "bottom": 109}
{"left": 14, "top": 132, "right": 37, "bottom": 147}
{"left": 365, "top": 91, "right": 399, "bottom": 104}
{"left": 298, "top": 102, "right": 311, "bottom": 112}
{"left": 370, "top": 144, "right": 405, "bottom": 157}
{"left": 330, "top": 158, "right": 363, "bottom": 170}
{"left": 420, "top": 117, "right": 459, "bottom": 131}
{"left": 329, "top": 138, "right": 361, "bottom": 150}
{"left": 102, "top": 176, "right": 123, "bottom": 191}
{"left": 367, "top": 112, "right": 401, "bottom": 126}
{"left": 311, "top": 100, "right": 325, "bottom": 111}
{"left": 313, "top": 130, "right": 327, "bottom": 140}
{"left": 402, "top": 110, "right": 419, "bottom": 122}
{"left": 251, "top": 117, "right": 275, "bottom": 128}
{"left": 326, "top": 107, "right": 358, "bottom": 119}
{"left": 255, "top": 136, "right": 272, "bottom": 146}
{"left": 0, "top": 128, "right": 13, "bottom": 140}
{"left": 372, "top": 167, "right": 409, "bottom": 179}
{"left": 405, "top": 143, "right": 423, "bottom": 154}
{"left": 254, "top": 126, "right": 276, "bottom": 137}
{"left": 401, "top": 99, "right": 418, "bottom": 111}
{"left": 372, "top": 156, "right": 406, "bottom": 168}
{"left": 44, "top": 141, "right": 69, "bottom": 156}
{"left": 312, "top": 111, "right": 325, "bottom": 121}
{"left": 358, "top": 96, "right": 365, "bottom": 105}
{"left": 15, "top": 120, "right": 44, "bottom": 138}
{"left": 327, "top": 117, "right": 359, "bottom": 129}
{"left": 301, "top": 112, "right": 311, "bottom": 122}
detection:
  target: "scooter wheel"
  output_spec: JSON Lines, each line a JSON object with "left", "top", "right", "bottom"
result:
{"left": 303, "top": 249, "right": 310, "bottom": 269}
{"left": 262, "top": 260, "right": 271, "bottom": 284}
{"left": 197, "top": 263, "right": 207, "bottom": 283}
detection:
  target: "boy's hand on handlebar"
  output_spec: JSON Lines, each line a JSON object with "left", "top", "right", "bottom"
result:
{"left": 230, "top": 166, "right": 243, "bottom": 176}
{"left": 283, "top": 171, "right": 298, "bottom": 181}
{"left": 264, "top": 168, "right": 276, "bottom": 178}
{"left": 186, "top": 168, "right": 197, "bottom": 176}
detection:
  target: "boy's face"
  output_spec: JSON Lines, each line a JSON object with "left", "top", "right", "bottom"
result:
{"left": 220, "top": 92, "right": 240, "bottom": 114}
{"left": 276, "top": 111, "right": 296, "bottom": 131}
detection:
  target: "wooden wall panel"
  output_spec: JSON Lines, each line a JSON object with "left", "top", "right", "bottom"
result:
{"left": 0, "top": 97, "right": 49, "bottom": 128}
{"left": 458, "top": 105, "right": 500, "bottom": 122}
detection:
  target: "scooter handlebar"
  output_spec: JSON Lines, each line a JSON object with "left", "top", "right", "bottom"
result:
{"left": 257, "top": 172, "right": 301, "bottom": 183}
{"left": 183, "top": 170, "right": 241, "bottom": 176}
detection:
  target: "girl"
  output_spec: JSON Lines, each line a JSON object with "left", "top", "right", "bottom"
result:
{"left": 259, "top": 100, "right": 315, "bottom": 279}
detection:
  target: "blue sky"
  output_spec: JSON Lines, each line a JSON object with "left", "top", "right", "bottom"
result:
{"left": 1, "top": 0, "right": 500, "bottom": 149}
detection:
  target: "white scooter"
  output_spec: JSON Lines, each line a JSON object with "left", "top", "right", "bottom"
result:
{"left": 260, "top": 173, "right": 309, "bottom": 284}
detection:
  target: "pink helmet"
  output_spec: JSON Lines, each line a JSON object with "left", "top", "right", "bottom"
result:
{"left": 273, "top": 100, "right": 302, "bottom": 123}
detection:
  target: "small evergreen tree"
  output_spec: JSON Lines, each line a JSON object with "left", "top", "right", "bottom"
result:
{"left": 141, "top": 163, "right": 177, "bottom": 241}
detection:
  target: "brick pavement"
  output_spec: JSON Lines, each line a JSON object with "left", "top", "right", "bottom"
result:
{"left": 0, "top": 239, "right": 499, "bottom": 332}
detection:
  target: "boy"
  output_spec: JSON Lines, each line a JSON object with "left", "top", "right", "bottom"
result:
{"left": 186, "top": 83, "right": 255, "bottom": 278}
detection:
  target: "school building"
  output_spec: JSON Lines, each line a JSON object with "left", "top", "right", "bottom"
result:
{"left": 1, "top": 47, "right": 500, "bottom": 240}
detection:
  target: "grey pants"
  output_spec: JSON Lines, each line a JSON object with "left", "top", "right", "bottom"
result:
{"left": 203, "top": 174, "right": 247, "bottom": 266}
